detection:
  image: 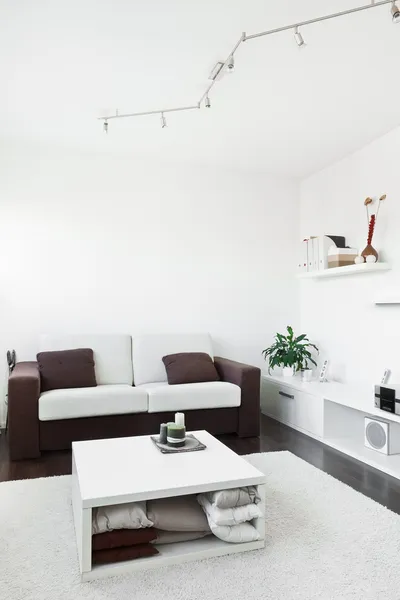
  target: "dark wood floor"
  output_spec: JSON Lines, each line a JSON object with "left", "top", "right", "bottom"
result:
{"left": 2, "top": 414, "right": 400, "bottom": 514}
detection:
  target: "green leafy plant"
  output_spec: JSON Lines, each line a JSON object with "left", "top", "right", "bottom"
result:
{"left": 262, "top": 326, "right": 318, "bottom": 374}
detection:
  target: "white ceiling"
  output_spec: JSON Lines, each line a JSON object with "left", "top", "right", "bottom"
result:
{"left": 1, "top": 0, "right": 400, "bottom": 178}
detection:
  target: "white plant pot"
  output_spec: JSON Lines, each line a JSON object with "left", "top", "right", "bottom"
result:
{"left": 282, "top": 366, "right": 295, "bottom": 377}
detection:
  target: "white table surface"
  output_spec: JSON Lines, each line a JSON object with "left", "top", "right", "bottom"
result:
{"left": 72, "top": 430, "right": 265, "bottom": 508}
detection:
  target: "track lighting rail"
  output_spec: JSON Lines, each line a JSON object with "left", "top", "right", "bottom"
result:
{"left": 98, "top": 0, "right": 397, "bottom": 130}
{"left": 246, "top": 0, "right": 393, "bottom": 40}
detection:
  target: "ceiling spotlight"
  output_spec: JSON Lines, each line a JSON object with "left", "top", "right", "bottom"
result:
{"left": 160, "top": 112, "right": 167, "bottom": 128}
{"left": 294, "top": 26, "right": 306, "bottom": 47}
{"left": 227, "top": 55, "right": 235, "bottom": 71}
{"left": 205, "top": 96, "right": 211, "bottom": 108}
{"left": 392, "top": 1, "right": 400, "bottom": 23}
{"left": 103, "top": 120, "right": 108, "bottom": 134}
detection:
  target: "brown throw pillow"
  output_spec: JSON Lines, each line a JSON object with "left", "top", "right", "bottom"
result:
{"left": 92, "top": 528, "right": 157, "bottom": 551}
{"left": 37, "top": 348, "right": 97, "bottom": 392}
{"left": 92, "top": 544, "right": 159, "bottom": 565}
{"left": 162, "top": 352, "right": 220, "bottom": 385}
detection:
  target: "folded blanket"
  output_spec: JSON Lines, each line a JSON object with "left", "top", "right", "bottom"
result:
{"left": 92, "top": 502, "right": 153, "bottom": 534}
{"left": 205, "top": 518, "right": 260, "bottom": 543}
{"left": 197, "top": 495, "right": 262, "bottom": 526}
{"left": 202, "top": 487, "right": 261, "bottom": 509}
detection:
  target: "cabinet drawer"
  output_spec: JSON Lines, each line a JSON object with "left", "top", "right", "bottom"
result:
{"left": 261, "top": 377, "right": 323, "bottom": 438}
{"left": 261, "top": 380, "right": 296, "bottom": 426}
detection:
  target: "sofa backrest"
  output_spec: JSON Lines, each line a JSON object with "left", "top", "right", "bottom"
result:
{"left": 132, "top": 333, "right": 213, "bottom": 386}
{"left": 38, "top": 334, "right": 133, "bottom": 385}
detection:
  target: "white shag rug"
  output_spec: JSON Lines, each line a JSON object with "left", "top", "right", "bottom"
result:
{"left": 1, "top": 451, "right": 399, "bottom": 600}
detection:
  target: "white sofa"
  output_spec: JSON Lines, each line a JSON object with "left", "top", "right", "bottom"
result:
{"left": 38, "top": 333, "right": 241, "bottom": 421}
{"left": 8, "top": 333, "right": 261, "bottom": 460}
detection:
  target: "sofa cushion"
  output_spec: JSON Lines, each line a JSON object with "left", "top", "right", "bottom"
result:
{"left": 39, "top": 334, "right": 133, "bottom": 385}
{"left": 132, "top": 334, "right": 213, "bottom": 386}
{"left": 162, "top": 352, "right": 220, "bottom": 385}
{"left": 37, "top": 348, "right": 97, "bottom": 392}
{"left": 38, "top": 384, "right": 148, "bottom": 421}
{"left": 140, "top": 381, "right": 241, "bottom": 413}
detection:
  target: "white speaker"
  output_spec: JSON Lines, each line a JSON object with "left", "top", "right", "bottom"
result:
{"left": 364, "top": 417, "right": 400, "bottom": 455}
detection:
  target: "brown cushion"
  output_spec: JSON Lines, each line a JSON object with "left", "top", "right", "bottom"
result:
{"left": 37, "top": 348, "right": 97, "bottom": 392}
{"left": 92, "top": 544, "right": 159, "bottom": 565}
{"left": 162, "top": 352, "right": 220, "bottom": 385}
{"left": 92, "top": 528, "right": 157, "bottom": 551}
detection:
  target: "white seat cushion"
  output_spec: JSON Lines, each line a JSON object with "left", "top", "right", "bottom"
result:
{"left": 132, "top": 333, "right": 214, "bottom": 386}
{"left": 38, "top": 384, "right": 147, "bottom": 421}
{"left": 139, "top": 381, "right": 241, "bottom": 413}
{"left": 39, "top": 334, "right": 133, "bottom": 385}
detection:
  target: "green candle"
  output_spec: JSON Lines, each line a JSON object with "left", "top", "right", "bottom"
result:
{"left": 167, "top": 422, "right": 186, "bottom": 447}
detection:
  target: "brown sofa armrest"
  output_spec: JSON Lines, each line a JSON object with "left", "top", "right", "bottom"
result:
{"left": 214, "top": 357, "right": 260, "bottom": 437}
{"left": 8, "top": 362, "right": 41, "bottom": 460}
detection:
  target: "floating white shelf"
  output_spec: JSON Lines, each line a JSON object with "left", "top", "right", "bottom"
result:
{"left": 375, "top": 297, "right": 400, "bottom": 305}
{"left": 297, "top": 262, "right": 391, "bottom": 279}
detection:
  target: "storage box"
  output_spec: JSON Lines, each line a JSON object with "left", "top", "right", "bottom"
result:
{"left": 327, "top": 247, "right": 358, "bottom": 268}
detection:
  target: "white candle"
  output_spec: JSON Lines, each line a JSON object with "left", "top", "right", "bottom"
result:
{"left": 175, "top": 412, "right": 185, "bottom": 427}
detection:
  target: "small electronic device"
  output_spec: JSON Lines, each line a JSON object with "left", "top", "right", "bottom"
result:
{"left": 319, "top": 360, "right": 329, "bottom": 383}
{"left": 381, "top": 369, "right": 391, "bottom": 385}
{"left": 374, "top": 384, "right": 400, "bottom": 415}
{"left": 364, "top": 417, "right": 400, "bottom": 455}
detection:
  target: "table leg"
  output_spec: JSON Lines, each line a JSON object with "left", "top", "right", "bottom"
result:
{"left": 255, "top": 483, "right": 266, "bottom": 543}
{"left": 72, "top": 456, "right": 92, "bottom": 576}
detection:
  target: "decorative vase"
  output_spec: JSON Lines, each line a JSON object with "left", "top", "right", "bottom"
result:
{"left": 361, "top": 244, "right": 379, "bottom": 262}
{"left": 282, "top": 366, "right": 294, "bottom": 377}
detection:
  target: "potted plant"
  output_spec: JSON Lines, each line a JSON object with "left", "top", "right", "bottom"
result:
{"left": 262, "top": 326, "right": 318, "bottom": 377}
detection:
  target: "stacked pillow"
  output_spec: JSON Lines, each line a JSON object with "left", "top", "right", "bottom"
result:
{"left": 147, "top": 495, "right": 211, "bottom": 544}
{"left": 91, "top": 496, "right": 211, "bottom": 564}
{"left": 92, "top": 502, "right": 158, "bottom": 564}
{"left": 197, "top": 486, "right": 262, "bottom": 543}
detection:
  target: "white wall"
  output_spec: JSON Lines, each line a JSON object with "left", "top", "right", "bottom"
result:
{"left": 0, "top": 141, "right": 299, "bottom": 425}
{"left": 300, "top": 126, "right": 400, "bottom": 386}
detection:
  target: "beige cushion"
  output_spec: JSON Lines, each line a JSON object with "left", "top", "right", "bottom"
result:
{"left": 153, "top": 530, "right": 211, "bottom": 545}
{"left": 38, "top": 384, "right": 148, "bottom": 421}
{"left": 140, "top": 381, "right": 241, "bottom": 413}
{"left": 147, "top": 495, "right": 210, "bottom": 532}
{"left": 92, "top": 502, "right": 153, "bottom": 534}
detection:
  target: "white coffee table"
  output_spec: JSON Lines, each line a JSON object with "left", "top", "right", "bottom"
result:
{"left": 72, "top": 430, "right": 266, "bottom": 581}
